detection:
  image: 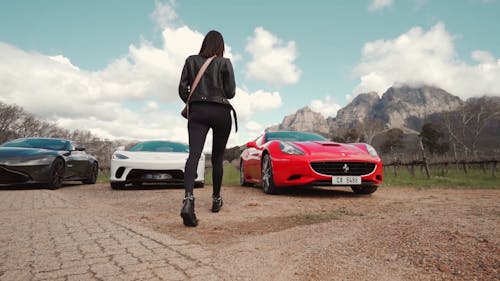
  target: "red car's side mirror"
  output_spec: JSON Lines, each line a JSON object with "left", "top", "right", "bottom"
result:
{"left": 246, "top": 141, "right": 258, "bottom": 148}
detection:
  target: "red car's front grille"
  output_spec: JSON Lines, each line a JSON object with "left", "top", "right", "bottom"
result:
{"left": 310, "top": 162, "right": 376, "bottom": 176}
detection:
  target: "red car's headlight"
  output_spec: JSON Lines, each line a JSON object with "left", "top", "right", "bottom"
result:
{"left": 364, "top": 144, "right": 378, "bottom": 157}
{"left": 279, "top": 142, "right": 304, "bottom": 155}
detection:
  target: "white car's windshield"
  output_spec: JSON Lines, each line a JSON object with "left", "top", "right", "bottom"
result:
{"left": 129, "top": 141, "right": 189, "bottom": 152}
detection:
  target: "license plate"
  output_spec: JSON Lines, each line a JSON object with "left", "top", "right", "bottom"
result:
{"left": 143, "top": 173, "right": 172, "bottom": 180}
{"left": 331, "top": 176, "right": 361, "bottom": 185}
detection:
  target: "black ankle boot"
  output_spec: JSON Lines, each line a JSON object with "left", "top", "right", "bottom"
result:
{"left": 180, "top": 195, "right": 198, "bottom": 227}
{"left": 211, "top": 196, "right": 223, "bottom": 213}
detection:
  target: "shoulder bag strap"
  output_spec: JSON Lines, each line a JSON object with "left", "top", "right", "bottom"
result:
{"left": 185, "top": 55, "right": 216, "bottom": 111}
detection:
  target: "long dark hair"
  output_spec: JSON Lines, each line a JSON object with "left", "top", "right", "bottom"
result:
{"left": 199, "top": 30, "right": 225, "bottom": 58}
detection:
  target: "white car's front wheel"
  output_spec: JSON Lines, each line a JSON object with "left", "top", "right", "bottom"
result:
{"left": 110, "top": 182, "right": 125, "bottom": 189}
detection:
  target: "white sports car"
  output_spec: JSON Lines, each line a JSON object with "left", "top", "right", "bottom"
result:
{"left": 110, "top": 140, "right": 205, "bottom": 189}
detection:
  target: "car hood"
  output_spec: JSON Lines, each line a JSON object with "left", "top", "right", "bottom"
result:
{"left": 116, "top": 151, "right": 191, "bottom": 161}
{"left": 0, "top": 147, "right": 57, "bottom": 161}
{"left": 292, "top": 141, "right": 373, "bottom": 160}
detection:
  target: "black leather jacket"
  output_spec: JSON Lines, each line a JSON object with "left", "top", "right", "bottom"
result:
{"left": 178, "top": 55, "right": 236, "bottom": 105}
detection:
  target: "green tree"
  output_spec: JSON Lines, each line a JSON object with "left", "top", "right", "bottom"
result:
{"left": 420, "top": 122, "right": 449, "bottom": 155}
{"left": 381, "top": 128, "right": 405, "bottom": 154}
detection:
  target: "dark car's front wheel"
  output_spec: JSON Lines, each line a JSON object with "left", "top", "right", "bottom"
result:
{"left": 47, "top": 158, "right": 65, "bottom": 190}
{"left": 83, "top": 162, "right": 98, "bottom": 184}
{"left": 351, "top": 185, "right": 378, "bottom": 194}
{"left": 261, "top": 154, "right": 277, "bottom": 194}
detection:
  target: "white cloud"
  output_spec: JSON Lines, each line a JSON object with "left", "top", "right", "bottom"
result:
{"left": 245, "top": 120, "right": 263, "bottom": 132}
{"left": 245, "top": 27, "right": 301, "bottom": 86}
{"left": 151, "top": 0, "right": 178, "bottom": 29}
{"left": 0, "top": 4, "right": 276, "bottom": 148}
{"left": 231, "top": 87, "right": 282, "bottom": 120}
{"left": 145, "top": 101, "right": 160, "bottom": 111}
{"left": 0, "top": 26, "right": 238, "bottom": 142}
{"left": 352, "top": 22, "right": 500, "bottom": 99}
{"left": 471, "top": 50, "right": 496, "bottom": 63}
{"left": 309, "top": 96, "right": 342, "bottom": 118}
{"left": 369, "top": 0, "right": 394, "bottom": 11}
{"left": 48, "top": 55, "right": 80, "bottom": 71}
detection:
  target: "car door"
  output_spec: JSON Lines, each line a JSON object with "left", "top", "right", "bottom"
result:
{"left": 65, "top": 142, "right": 89, "bottom": 178}
{"left": 246, "top": 135, "right": 265, "bottom": 180}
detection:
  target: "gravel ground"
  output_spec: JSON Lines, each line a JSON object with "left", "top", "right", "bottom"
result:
{"left": 55, "top": 183, "right": 500, "bottom": 281}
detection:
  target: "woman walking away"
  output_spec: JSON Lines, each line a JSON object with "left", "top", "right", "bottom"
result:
{"left": 178, "top": 30, "right": 237, "bottom": 227}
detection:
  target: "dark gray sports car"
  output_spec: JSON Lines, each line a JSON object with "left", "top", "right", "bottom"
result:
{"left": 0, "top": 137, "right": 98, "bottom": 189}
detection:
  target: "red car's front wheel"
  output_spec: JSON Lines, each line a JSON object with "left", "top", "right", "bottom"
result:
{"left": 351, "top": 185, "right": 378, "bottom": 194}
{"left": 261, "top": 154, "right": 277, "bottom": 194}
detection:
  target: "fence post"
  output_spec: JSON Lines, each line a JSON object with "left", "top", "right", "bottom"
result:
{"left": 418, "top": 137, "right": 431, "bottom": 179}
{"left": 481, "top": 162, "right": 487, "bottom": 174}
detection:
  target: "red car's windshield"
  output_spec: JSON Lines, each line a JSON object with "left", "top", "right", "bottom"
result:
{"left": 266, "top": 132, "right": 327, "bottom": 142}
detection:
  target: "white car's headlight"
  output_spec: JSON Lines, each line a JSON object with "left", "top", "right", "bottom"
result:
{"left": 364, "top": 144, "right": 378, "bottom": 157}
{"left": 279, "top": 142, "right": 304, "bottom": 155}
{"left": 112, "top": 153, "right": 129, "bottom": 160}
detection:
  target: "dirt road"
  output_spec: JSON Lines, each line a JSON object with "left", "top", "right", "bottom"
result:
{"left": 65, "top": 183, "right": 499, "bottom": 280}
{"left": 1, "top": 183, "right": 498, "bottom": 280}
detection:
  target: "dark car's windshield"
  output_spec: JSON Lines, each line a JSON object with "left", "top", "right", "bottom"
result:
{"left": 266, "top": 131, "right": 327, "bottom": 142}
{"left": 129, "top": 141, "right": 189, "bottom": 153}
{"left": 1, "top": 138, "right": 70, "bottom": 150}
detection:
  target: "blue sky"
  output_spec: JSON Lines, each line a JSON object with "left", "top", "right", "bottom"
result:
{"left": 1, "top": 0, "right": 499, "bottom": 147}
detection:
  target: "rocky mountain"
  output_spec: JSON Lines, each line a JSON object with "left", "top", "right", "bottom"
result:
{"left": 332, "top": 91, "right": 380, "bottom": 129}
{"left": 267, "top": 107, "right": 330, "bottom": 135}
{"left": 374, "top": 86, "right": 463, "bottom": 130}
{"left": 269, "top": 85, "right": 465, "bottom": 135}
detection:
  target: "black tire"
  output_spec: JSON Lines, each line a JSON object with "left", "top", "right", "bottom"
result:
{"left": 110, "top": 182, "right": 125, "bottom": 189}
{"left": 194, "top": 181, "right": 205, "bottom": 188}
{"left": 351, "top": 185, "right": 378, "bottom": 195}
{"left": 47, "top": 158, "right": 65, "bottom": 190}
{"left": 82, "top": 162, "right": 98, "bottom": 184}
{"left": 240, "top": 163, "right": 251, "bottom": 187}
{"left": 261, "top": 154, "right": 277, "bottom": 194}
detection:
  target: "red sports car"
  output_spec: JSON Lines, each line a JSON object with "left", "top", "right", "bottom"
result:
{"left": 239, "top": 131, "right": 383, "bottom": 194}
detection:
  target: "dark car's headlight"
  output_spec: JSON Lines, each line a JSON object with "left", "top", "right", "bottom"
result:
{"left": 279, "top": 142, "right": 304, "bottom": 155}
{"left": 112, "top": 153, "right": 129, "bottom": 160}
{"left": 364, "top": 144, "right": 378, "bottom": 157}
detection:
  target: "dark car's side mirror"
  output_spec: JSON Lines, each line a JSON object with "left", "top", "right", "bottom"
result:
{"left": 75, "top": 145, "right": 86, "bottom": 151}
{"left": 246, "top": 141, "right": 258, "bottom": 148}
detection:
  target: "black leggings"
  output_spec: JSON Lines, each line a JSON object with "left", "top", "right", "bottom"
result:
{"left": 184, "top": 102, "right": 232, "bottom": 196}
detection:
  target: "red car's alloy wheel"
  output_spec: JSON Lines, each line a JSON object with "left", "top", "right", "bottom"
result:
{"left": 261, "top": 154, "right": 277, "bottom": 194}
